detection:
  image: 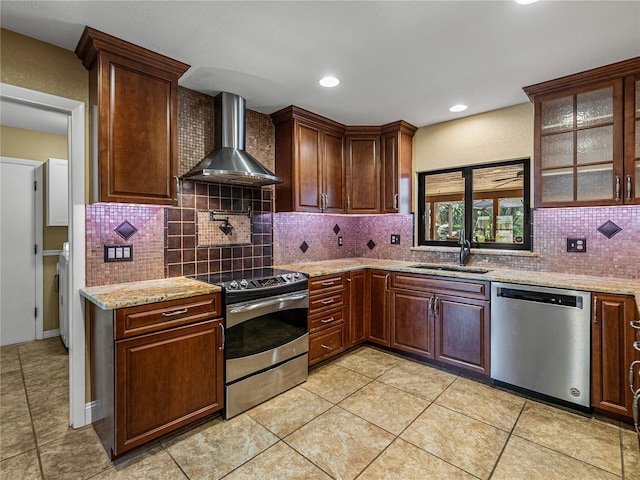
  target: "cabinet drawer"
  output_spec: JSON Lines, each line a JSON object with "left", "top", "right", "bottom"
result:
{"left": 115, "top": 293, "right": 221, "bottom": 339}
{"left": 392, "top": 273, "right": 489, "bottom": 300}
{"left": 309, "top": 307, "right": 345, "bottom": 332}
{"left": 309, "top": 324, "right": 346, "bottom": 365}
{"left": 309, "top": 274, "right": 346, "bottom": 293}
{"left": 309, "top": 290, "right": 347, "bottom": 315}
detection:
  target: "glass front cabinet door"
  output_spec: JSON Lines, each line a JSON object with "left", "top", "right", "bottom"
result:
{"left": 525, "top": 57, "right": 640, "bottom": 207}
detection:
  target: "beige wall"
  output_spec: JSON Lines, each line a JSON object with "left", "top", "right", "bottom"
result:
{"left": 1, "top": 125, "right": 69, "bottom": 332}
{"left": 413, "top": 102, "right": 534, "bottom": 171}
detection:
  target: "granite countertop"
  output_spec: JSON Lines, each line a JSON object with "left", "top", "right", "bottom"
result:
{"left": 81, "top": 277, "right": 221, "bottom": 310}
{"left": 276, "top": 258, "right": 640, "bottom": 316}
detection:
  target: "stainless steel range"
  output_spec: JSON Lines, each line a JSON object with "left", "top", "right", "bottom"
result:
{"left": 192, "top": 268, "right": 309, "bottom": 419}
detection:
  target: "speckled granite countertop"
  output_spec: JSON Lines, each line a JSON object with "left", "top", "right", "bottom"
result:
{"left": 276, "top": 258, "right": 640, "bottom": 316}
{"left": 81, "top": 277, "right": 221, "bottom": 310}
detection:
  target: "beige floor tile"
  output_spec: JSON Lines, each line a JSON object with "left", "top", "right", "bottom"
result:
{"left": 285, "top": 406, "right": 394, "bottom": 480}
{"left": 39, "top": 425, "right": 111, "bottom": 480}
{"left": 31, "top": 403, "right": 71, "bottom": 446}
{"left": 0, "top": 348, "right": 21, "bottom": 374}
{"left": 400, "top": 403, "right": 508, "bottom": 479}
{"left": 514, "top": 401, "right": 622, "bottom": 476}
{"left": 359, "top": 438, "right": 477, "bottom": 480}
{"left": 333, "top": 346, "right": 401, "bottom": 378}
{"left": 0, "top": 413, "right": 36, "bottom": 461}
{"left": 492, "top": 435, "right": 620, "bottom": 480}
{"left": 622, "top": 428, "right": 640, "bottom": 480}
{"left": 339, "top": 380, "right": 429, "bottom": 435}
{"left": 0, "top": 379, "right": 29, "bottom": 423}
{"left": 90, "top": 446, "right": 187, "bottom": 479}
{"left": 224, "top": 441, "right": 332, "bottom": 480}
{"left": 0, "top": 448, "right": 42, "bottom": 480}
{"left": 26, "top": 382, "right": 69, "bottom": 410}
{"left": 303, "top": 363, "right": 371, "bottom": 403}
{"left": 166, "top": 413, "right": 278, "bottom": 480}
{"left": 435, "top": 377, "right": 525, "bottom": 431}
{"left": 247, "top": 385, "right": 332, "bottom": 437}
{"left": 377, "top": 358, "right": 457, "bottom": 401}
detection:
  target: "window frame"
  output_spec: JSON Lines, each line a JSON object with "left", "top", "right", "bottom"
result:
{"left": 417, "top": 158, "right": 532, "bottom": 251}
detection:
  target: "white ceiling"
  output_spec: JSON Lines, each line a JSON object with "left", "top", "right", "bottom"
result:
{"left": 1, "top": 1, "right": 639, "bottom": 128}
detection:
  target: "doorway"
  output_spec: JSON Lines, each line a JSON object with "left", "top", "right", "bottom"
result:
{"left": 0, "top": 83, "right": 86, "bottom": 428}
{"left": 0, "top": 157, "right": 43, "bottom": 345}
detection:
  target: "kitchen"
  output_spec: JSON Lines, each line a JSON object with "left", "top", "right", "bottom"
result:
{"left": 1, "top": 1, "right": 640, "bottom": 479}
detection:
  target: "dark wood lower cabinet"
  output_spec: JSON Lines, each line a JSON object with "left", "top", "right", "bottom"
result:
{"left": 348, "top": 270, "right": 368, "bottom": 346}
{"left": 434, "top": 295, "right": 490, "bottom": 375}
{"left": 390, "top": 290, "right": 434, "bottom": 358}
{"left": 368, "top": 270, "right": 391, "bottom": 347}
{"left": 115, "top": 319, "right": 223, "bottom": 454}
{"left": 592, "top": 293, "right": 638, "bottom": 418}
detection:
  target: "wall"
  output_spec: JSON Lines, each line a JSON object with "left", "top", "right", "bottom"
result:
{"left": 0, "top": 125, "right": 69, "bottom": 331}
{"left": 85, "top": 88, "right": 276, "bottom": 286}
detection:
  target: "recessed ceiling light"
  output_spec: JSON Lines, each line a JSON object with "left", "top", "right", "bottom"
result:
{"left": 515, "top": 0, "right": 539, "bottom": 4}
{"left": 319, "top": 76, "right": 340, "bottom": 88}
{"left": 449, "top": 104, "right": 468, "bottom": 113}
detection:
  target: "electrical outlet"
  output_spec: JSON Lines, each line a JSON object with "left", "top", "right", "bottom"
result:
{"left": 390, "top": 234, "right": 401, "bottom": 245}
{"left": 104, "top": 244, "right": 133, "bottom": 262}
{"left": 338, "top": 236, "right": 343, "bottom": 246}
{"left": 566, "top": 237, "right": 587, "bottom": 253}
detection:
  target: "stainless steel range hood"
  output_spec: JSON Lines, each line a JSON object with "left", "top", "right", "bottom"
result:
{"left": 183, "top": 92, "right": 282, "bottom": 186}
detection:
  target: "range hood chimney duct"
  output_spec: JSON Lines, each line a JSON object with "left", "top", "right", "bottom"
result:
{"left": 183, "top": 92, "right": 282, "bottom": 186}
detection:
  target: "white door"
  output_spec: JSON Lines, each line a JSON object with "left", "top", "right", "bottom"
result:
{"left": 0, "top": 157, "right": 42, "bottom": 346}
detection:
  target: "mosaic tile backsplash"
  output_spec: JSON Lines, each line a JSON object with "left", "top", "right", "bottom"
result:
{"left": 274, "top": 206, "right": 640, "bottom": 280}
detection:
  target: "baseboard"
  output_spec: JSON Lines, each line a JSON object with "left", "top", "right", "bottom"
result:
{"left": 43, "top": 329, "right": 60, "bottom": 339}
{"left": 85, "top": 400, "right": 100, "bottom": 424}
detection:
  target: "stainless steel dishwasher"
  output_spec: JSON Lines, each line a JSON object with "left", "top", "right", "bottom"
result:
{"left": 491, "top": 282, "right": 591, "bottom": 407}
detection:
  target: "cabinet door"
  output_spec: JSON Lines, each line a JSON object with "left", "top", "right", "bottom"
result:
{"left": 434, "top": 295, "right": 490, "bottom": 375}
{"left": 295, "top": 122, "right": 323, "bottom": 212}
{"left": 368, "top": 270, "right": 390, "bottom": 346}
{"left": 534, "top": 79, "right": 624, "bottom": 207}
{"left": 381, "top": 126, "right": 414, "bottom": 214}
{"left": 592, "top": 294, "right": 638, "bottom": 417}
{"left": 348, "top": 270, "right": 368, "bottom": 346}
{"left": 323, "top": 131, "right": 345, "bottom": 213}
{"left": 115, "top": 319, "right": 223, "bottom": 455}
{"left": 390, "top": 289, "right": 434, "bottom": 358}
{"left": 345, "top": 134, "right": 380, "bottom": 213}
{"left": 624, "top": 75, "right": 640, "bottom": 205}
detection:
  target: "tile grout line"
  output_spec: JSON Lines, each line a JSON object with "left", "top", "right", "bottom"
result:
{"left": 486, "top": 397, "right": 528, "bottom": 479}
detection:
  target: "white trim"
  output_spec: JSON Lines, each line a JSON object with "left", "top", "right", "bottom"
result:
{"left": 85, "top": 400, "right": 100, "bottom": 424}
{"left": 44, "top": 328, "right": 61, "bottom": 339}
{"left": 43, "top": 250, "right": 64, "bottom": 256}
{"left": 0, "top": 157, "right": 44, "bottom": 342}
{"left": 1, "top": 84, "right": 87, "bottom": 428}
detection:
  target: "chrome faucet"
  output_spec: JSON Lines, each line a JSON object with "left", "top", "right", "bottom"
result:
{"left": 459, "top": 228, "right": 471, "bottom": 266}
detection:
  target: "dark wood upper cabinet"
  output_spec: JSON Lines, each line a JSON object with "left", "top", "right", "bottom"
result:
{"left": 381, "top": 121, "right": 417, "bottom": 213}
{"left": 271, "top": 106, "right": 346, "bottom": 213}
{"left": 523, "top": 57, "right": 640, "bottom": 207}
{"left": 344, "top": 128, "right": 380, "bottom": 214}
{"left": 75, "top": 27, "right": 190, "bottom": 205}
{"left": 271, "top": 106, "right": 415, "bottom": 214}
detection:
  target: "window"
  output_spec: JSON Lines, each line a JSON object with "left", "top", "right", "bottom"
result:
{"left": 417, "top": 158, "right": 531, "bottom": 250}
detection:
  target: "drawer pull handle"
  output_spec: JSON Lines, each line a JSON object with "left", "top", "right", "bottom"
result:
{"left": 321, "top": 317, "right": 335, "bottom": 324}
{"left": 321, "top": 299, "right": 335, "bottom": 305}
{"left": 627, "top": 174, "right": 632, "bottom": 202}
{"left": 162, "top": 308, "right": 188, "bottom": 317}
{"left": 593, "top": 297, "right": 598, "bottom": 324}
{"left": 634, "top": 389, "right": 640, "bottom": 434}
{"left": 634, "top": 340, "right": 640, "bottom": 352}
{"left": 631, "top": 320, "right": 640, "bottom": 330}
{"left": 320, "top": 343, "right": 333, "bottom": 351}
{"left": 220, "top": 324, "right": 225, "bottom": 351}
{"left": 321, "top": 281, "right": 335, "bottom": 286}
{"left": 615, "top": 175, "right": 621, "bottom": 202}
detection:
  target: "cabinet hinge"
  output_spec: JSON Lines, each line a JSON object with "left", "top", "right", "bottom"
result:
{"left": 34, "top": 307, "right": 38, "bottom": 318}
{"left": 34, "top": 180, "right": 37, "bottom": 191}
{"left": 34, "top": 244, "right": 38, "bottom": 255}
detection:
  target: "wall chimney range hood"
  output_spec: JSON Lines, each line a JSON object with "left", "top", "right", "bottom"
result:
{"left": 183, "top": 92, "right": 282, "bottom": 186}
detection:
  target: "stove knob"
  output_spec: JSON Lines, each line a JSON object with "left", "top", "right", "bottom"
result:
{"left": 286, "top": 273, "right": 293, "bottom": 281}
{"left": 240, "top": 279, "right": 249, "bottom": 288}
{"left": 229, "top": 280, "right": 239, "bottom": 289}
{"left": 293, "top": 272, "right": 301, "bottom": 279}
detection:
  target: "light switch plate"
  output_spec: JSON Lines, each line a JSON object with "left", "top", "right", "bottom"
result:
{"left": 104, "top": 244, "right": 133, "bottom": 262}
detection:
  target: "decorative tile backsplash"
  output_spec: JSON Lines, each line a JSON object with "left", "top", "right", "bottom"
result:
{"left": 196, "top": 211, "right": 251, "bottom": 246}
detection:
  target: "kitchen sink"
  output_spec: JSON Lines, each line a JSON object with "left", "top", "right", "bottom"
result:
{"left": 411, "top": 264, "right": 492, "bottom": 274}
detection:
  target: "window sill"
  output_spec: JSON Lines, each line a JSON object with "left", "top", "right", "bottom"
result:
{"left": 410, "top": 245, "right": 539, "bottom": 258}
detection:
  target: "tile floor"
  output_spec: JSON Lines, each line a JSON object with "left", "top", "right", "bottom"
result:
{"left": 1, "top": 338, "right": 639, "bottom": 479}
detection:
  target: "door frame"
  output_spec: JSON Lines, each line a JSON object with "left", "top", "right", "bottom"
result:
{"left": 1, "top": 83, "right": 87, "bottom": 428}
{"left": 0, "top": 156, "right": 44, "bottom": 342}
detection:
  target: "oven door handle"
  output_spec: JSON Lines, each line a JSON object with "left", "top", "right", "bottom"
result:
{"left": 228, "top": 293, "right": 308, "bottom": 314}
